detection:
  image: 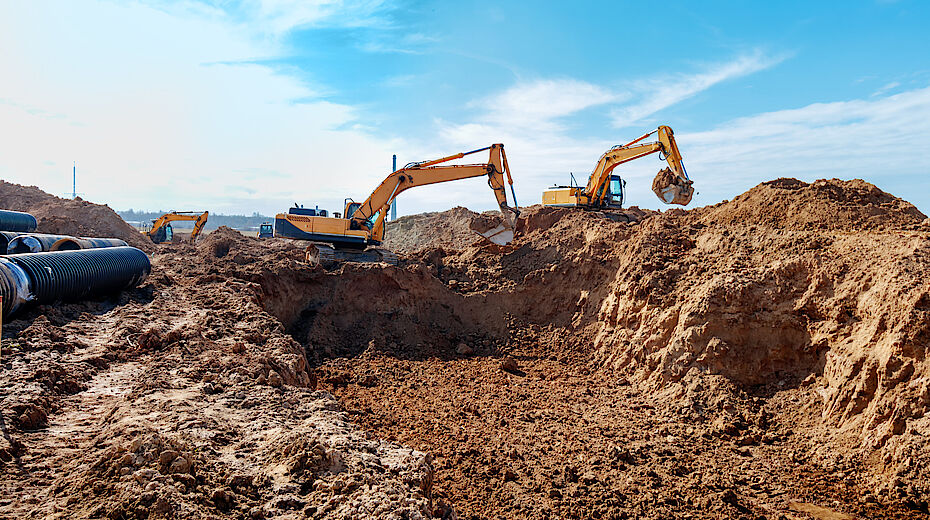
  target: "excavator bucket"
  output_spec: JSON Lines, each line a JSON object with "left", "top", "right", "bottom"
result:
{"left": 469, "top": 212, "right": 515, "bottom": 245}
{"left": 478, "top": 225, "right": 514, "bottom": 245}
{"left": 652, "top": 168, "right": 694, "bottom": 205}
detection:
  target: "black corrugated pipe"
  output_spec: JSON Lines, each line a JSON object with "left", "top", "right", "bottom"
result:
{"left": 0, "top": 231, "right": 24, "bottom": 253}
{"left": 50, "top": 237, "right": 128, "bottom": 251}
{"left": 0, "top": 210, "right": 38, "bottom": 233}
{"left": 0, "top": 246, "right": 150, "bottom": 317}
{"left": 7, "top": 234, "right": 76, "bottom": 254}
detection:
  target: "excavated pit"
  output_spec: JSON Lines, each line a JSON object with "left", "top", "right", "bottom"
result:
{"left": 3, "top": 178, "right": 930, "bottom": 519}
{"left": 254, "top": 262, "right": 511, "bottom": 363}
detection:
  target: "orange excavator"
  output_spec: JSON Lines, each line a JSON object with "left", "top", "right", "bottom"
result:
{"left": 146, "top": 211, "right": 209, "bottom": 244}
{"left": 542, "top": 125, "right": 694, "bottom": 208}
{"left": 274, "top": 144, "right": 519, "bottom": 265}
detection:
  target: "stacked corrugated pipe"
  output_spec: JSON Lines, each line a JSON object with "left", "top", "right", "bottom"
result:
{"left": 6, "top": 233, "right": 127, "bottom": 254}
{"left": 0, "top": 210, "right": 38, "bottom": 233}
{"left": 0, "top": 209, "right": 151, "bottom": 317}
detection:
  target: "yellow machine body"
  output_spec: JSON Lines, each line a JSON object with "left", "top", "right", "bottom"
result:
{"left": 147, "top": 211, "right": 209, "bottom": 244}
{"left": 542, "top": 186, "right": 588, "bottom": 207}
{"left": 275, "top": 144, "right": 520, "bottom": 260}
{"left": 542, "top": 125, "right": 693, "bottom": 208}
{"left": 274, "top": 202, "right": 372, "bottom": 250}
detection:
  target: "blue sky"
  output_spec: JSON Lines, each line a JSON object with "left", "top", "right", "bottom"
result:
{"left": 1, "top": 0, "right": 928, "bottom": 216}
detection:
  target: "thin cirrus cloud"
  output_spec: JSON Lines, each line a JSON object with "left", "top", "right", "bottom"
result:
{"left": 452, "top": 51, "right": 781, "bottom": 139}
{"left": 426, "top": 57, "right": 930, "bottom": 215}
{"left": 240, "top": 0, "right": 391, "bottom": 33}
{"left": 679, "top": 85, "right": 930, "bottom": 210}
{"left": 0, "top": 0, "right": 402, "bottom": 215}
{"left": 467, "top": 79, "right": 624, "bottom": 133}
{"left": 610, "top": 51, "right": 786, "bottom": 128}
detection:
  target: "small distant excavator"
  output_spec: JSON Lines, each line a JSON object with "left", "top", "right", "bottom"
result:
{"left": 147, "top": 211, "right": 209, "bottom": 244}
{"left": 542, "top": 125, "right": 694, "bottom": 208}
{"left": 275, "top": 144, "right": 520, "bottom": 265}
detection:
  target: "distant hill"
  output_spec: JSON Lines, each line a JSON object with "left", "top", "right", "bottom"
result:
{"left": 118, "top": 209, "right": 273, "bottom": 231}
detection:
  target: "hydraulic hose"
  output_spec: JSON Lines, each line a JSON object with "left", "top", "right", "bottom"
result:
{"left": 0, "top": 246, "right": 151, "bottom": 317}
{"left": 50, "top": 237, "right": 128, "bottom": 251}
{"left": 0, "top": 210, "right": 38, "bottom": 233}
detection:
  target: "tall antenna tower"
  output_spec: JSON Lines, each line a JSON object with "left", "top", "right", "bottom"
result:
{"left": 63, "top": 162, "right": 84, "bottom": 199}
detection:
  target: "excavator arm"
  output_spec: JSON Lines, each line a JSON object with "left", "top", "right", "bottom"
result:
{"left": 584, "top": 125, "right": 693, "bottom": 206}
{"left": 148, "top": 211, "right": 210, "bottom": 244}
{"left": 350, "top": 144, "right": 519, "bottom": 243}
{"left": 190, "top": 211, "right": 210, "bottom": 241}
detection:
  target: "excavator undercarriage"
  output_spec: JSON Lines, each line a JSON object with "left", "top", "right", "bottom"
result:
{"left": 305, "top": 243, "right": 399, "bottom": 267}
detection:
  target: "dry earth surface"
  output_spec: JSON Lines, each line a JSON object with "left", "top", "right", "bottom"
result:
{"left": 1, "top": 178, "right": 929, "bottom": 520}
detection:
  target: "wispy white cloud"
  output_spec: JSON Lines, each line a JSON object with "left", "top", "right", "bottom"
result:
{"left": 467, "top": 79, "right": 622, "bottom": 133}
{"left": 872, "top": 81, "right": 901, "bottom": 97}
{"left": 0, "top": 0, "right": 401, "bottom": 214}
{"left": 679, "top": 85, "right": 930, "bottom": 209}
{"left": 427, "top": 66, "right": 930, "bottom": 215}
{"left": 412, "top": 53, "right": 782, "bottom": 213}
{"left": 610, "top": 51, "right": 786, "bottom": 127}
{"left": 243, "top": 0, "right": 390, "bottom": 34}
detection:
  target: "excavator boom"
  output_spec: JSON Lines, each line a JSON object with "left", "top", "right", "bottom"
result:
{"left": 351, "top": 144, "right": 518, "bottom": 244}
{"left": 543, "top": 125, "right": 693, "bottom": 208}
{"left": 274, "top": 144, "right": 520, "bottom": 266}
{"left": 147, "top": 211, "right": 209, "bottom": 244}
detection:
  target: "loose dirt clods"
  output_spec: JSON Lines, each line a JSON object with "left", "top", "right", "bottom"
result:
{"left": 2, "top": 177, "right": 930, "bottom": 519}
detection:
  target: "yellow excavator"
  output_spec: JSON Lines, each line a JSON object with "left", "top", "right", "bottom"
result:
{"left": 147, "top": 211, "right": 209, "bottom": 244}
{"left": 542, "top": 125, "right": 694, "bottom": 208}
{"left": 274, "top": 144, "right": 519, "bottom": 265}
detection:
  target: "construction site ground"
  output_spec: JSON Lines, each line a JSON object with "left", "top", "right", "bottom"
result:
{"left": 1, "top": 178, "right": 930, "bottom": 519}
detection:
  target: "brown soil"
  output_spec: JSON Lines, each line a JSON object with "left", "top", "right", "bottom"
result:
{"left": 383, "top": 207, "right": 487, "bottom": 254}
{"left": 2, "top": 177, "right": 930, "bottom": 519}
{"left": 0, "top": 180, "right": 151, "bottom": 249}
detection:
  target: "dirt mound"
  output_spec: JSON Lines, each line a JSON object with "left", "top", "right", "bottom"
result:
{"left": 696, "top": 178, "right": 927, "bottom": 231}
{"left": 0, "top": 232, "right": 435, "bottom": 519}
{"left": 0, "top": 180, "right": 151, "bottom": 249}
{"left": 386, "top": 179, "right": 930, "bottom": 513}
{"left": 384, "top": 206, "right": 494, "bottom": 253}
{"left": 4, "top": 177, "right": 930, "bottom": 519}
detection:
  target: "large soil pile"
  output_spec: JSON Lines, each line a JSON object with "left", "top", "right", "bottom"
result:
{"left": 0, "top": 180, "right": 151, "bottom": 249}
{"left": 383, "top": 206, "right": 486, "bottom": 254}
{"left": 2, "top": 177, "right": 929, "bottom": 519}
{"left": 696, "top": 177, "right": 928, "bottom": 231}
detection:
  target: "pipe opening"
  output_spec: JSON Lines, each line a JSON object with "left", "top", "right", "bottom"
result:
{"left": 51, "top": 239, "right": 83, "bottom": 251}
{"left": 8, "top": 236, "right": 43, "bottom": 254}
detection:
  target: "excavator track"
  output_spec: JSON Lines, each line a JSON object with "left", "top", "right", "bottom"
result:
{"left": 305, "top": 243, "right": 399, "bottom": 268}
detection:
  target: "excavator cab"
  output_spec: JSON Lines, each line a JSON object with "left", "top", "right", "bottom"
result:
{"left": 344, "top": 200, "right": 379, "bottom": 231}
{"left": 344, "top": 200, "right": 361, "bottom": 219}
{"left": 607, "top": 175, "right": 626, "bottom": 208}
{"left": 150, "top": 223, "right": 173, "bottom": 244}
